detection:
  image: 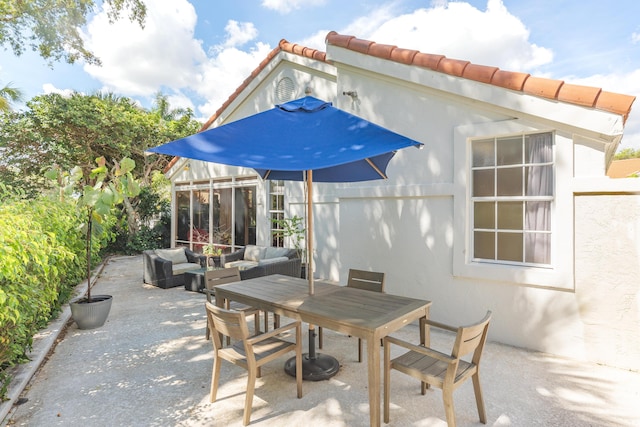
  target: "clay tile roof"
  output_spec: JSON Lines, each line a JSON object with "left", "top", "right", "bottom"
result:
{"left": 326, "top": 32, "right": 636, "bottom": 122}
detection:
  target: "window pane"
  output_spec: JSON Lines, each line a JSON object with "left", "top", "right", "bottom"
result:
{"left": 497, "top": 202, "right": 522, "bottom": 230}
{"left": 473, "top": 169, "right": 494, "bottom": 196}
{"left": 497, "top": 167, "right": 522, "bottom": 196}
{"left": 474, "top": 231, "right": 495, "bottom": 259}
{"left": 525, "top": 133, "right": 552, "bottom": 163}
{"left": 235, "top": 187, "right": 256, "bottom": 246}
{"left": 176, "top": 191, "right": 190, "bottom": 242}
{"left": 472, "top": 139, "right": 494, "bottom": 167}
{"left": 525, "top": 233, "right": 550, "bottom": 264}
{"left": 497, "top": 232, "right": 523, "bottom": 262}
{"left": 525, "top": 166, "right": 553, "bottom": 196}
{"left": 497, "top": 136, "right": 522, "bottom": 166}
{"left": 474, "top": 202, "right": 494, "bottom": 229}
{"left": 525, "top": 201, "right": 551, "bottom": 231}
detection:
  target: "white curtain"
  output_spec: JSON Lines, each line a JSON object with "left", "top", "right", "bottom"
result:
{"left": 524, "top": 133, "right": 552, "bottom": 264}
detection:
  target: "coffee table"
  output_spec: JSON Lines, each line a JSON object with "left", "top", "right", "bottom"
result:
{"left": 184, "top": 267, "right": 223, "bottom": 292}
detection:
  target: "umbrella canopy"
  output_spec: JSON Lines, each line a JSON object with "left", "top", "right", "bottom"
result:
{"left": 148, "top": 96, "right": 421, "bottom": 293}
{"left": 148, "top": 96, "right": 421, "bottom": 380}
{"left": 147, "top": 96, "right": 421, "bottom": 182}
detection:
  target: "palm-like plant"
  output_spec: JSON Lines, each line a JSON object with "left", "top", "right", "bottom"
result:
{"left": 0, "top": 81, "right": 24, "bottom": 112}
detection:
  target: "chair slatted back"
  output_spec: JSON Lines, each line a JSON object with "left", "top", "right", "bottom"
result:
{"left": 347, "top": 269, "right": 385, "bottom": 293}
{"left": 205, "top": 267, "right": 241, "bottom": 292}
{"left": 452, "top": 311, "right": 492, "bottom": 363}
{"left": 205, "top": 302, "right": 250, "bottom": 348}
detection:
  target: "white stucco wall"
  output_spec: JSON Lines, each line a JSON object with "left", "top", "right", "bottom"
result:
{"left": 170, "top": 46, "right": 640, "bottom": 371}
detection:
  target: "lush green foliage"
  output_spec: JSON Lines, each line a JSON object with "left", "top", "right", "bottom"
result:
{"left": 614, "top": 148, "right": 640, "bottom": 160}
{"left": 0, "top": 91, "right": 200, "bottom": 198}
{"left": 0, "top": 0, "right": 146, "bottom": 65}
{"left": 0, "top": 186, "right": 89, "bottom": 393}
{"left": 0, "top": 81, "right": 23, "bottom": 112}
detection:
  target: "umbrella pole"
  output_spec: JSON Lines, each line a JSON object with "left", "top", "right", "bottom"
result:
{"left": 284, "top": 170, "right": 339, "bottom": 381}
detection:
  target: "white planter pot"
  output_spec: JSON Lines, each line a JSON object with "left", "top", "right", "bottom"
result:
{"left": 70, "top": 295, "right": 113, "bottom": 330}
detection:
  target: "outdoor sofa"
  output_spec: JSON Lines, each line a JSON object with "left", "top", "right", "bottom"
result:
{"left": 220, "top": 245, "right": 301, "bottom": 280}
{"left": 143, "top": 247, "right": 206, "bottom": 289}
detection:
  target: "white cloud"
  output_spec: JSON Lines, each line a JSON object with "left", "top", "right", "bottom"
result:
{"left": 42, "top": 84, "right": 76, "bottom": 97}
{"left": 220, "top": 20, "right": 259, "bottom": 49}
{"left": 633, "top": 32, "right": 640, "bottom": 44}
{"left": 366, "top": 0, "right": 553, "bottom": 72}
{"left": 261, "top": 0, "right": 327, "bottom": 14}
{"left": 563, "top": 70, "right": 640, "bottom": 149}
{"left": 82, "top": 0, "right": 206, "bottom": 96}
{"left": 195, "top": 42, "right": 273, "bottom": 116}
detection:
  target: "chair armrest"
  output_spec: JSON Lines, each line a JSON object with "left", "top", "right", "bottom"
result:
{"left": 423, "top": 318, "right": 458, "bottom": 333}
{"left": 384, "top": 335, "right": 454, "bottom": 364}
{"left": 203, "top": 289, "right": 215, "bottom": 303}
{"left": 220, "top": 248, "right": 245, "bottom": 265}
{"left": 185, "top": 248, "right": 206, "bottom": 266}
{"left": 247, "top": 321, "right": 301, "bottom": 344}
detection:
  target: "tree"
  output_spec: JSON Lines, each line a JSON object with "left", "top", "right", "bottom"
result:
{"left": 0, "top": 0, "right": 146, "bottom": 65}
{"left": 0, "top": 81, "right": 23, "bottom": 112}
{"left": 614, "top": 147, "right": 640, "bottom": 160}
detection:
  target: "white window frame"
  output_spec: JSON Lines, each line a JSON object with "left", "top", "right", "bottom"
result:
{"left": 453, "top": 120, "right": 574, "bottom": 290}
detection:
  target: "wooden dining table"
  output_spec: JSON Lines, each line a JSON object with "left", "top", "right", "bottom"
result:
{"left": 214, "top": 274, "right": 432, "bottom": 427}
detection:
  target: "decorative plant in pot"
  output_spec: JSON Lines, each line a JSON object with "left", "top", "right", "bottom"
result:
{"left": 202, "top": 243, "right": 223, "bottom": 268}
{"left": 271, "top": 215, "right": 306, "bottom": 278}
{"left": 46, "top": 157, "right": 140, "bottom": 329}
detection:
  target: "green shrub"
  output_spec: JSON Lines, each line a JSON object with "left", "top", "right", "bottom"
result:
{"left": 0, "top": 187, "right": 115, "bottom": 399}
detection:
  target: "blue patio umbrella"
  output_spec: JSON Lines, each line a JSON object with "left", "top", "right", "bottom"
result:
{"left": 147, "top": 96, "right": 422, "bottom": 379}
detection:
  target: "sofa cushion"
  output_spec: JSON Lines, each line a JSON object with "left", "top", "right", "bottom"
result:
{"left": 155, "top": 248, "right": 188, "bottom": 264}
{"left": 244, "top": 245, "right": 266, "bottom": 262}
{"left": 264, "top": 247, "right": 292, "bottom": 259}
{"left": 258, "top": 256, "right": 289, "bottom": 266}
{"left": 172, "top": 262, "right": 202, "bottom": 275}
{"left": 225, "top": 260, "right": 259, "bottom": 270}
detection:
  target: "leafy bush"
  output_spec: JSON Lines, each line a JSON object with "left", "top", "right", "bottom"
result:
{"left": 0, "top": 185, "right": 114, "bottom": 398}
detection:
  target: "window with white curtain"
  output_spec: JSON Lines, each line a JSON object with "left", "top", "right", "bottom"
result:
{"left": 471, "top": 132, "right": 554, "bottom": 266}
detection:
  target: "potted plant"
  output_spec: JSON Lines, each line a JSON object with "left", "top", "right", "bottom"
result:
{"left": 46, "top": 157, "right": 140, "bottom": 329}
{"left": 202, "top": 243, "right": 223, "bottom": 268}
{"left": 271, "top": 215, "right": 306, "bottom": 278}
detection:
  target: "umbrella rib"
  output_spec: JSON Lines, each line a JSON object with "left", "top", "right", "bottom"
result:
{"left": 366, "top": 158, "right": 388, "bottom": 179}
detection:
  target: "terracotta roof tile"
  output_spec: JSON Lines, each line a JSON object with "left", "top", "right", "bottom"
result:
{"left": 522, "top": 76, "right": 563, "bottom": 99}
{"left": 166, "top": 32, "right": 635, "bottom": 172}
{"left": 389, "top": 47, "right": 419, "bottom": 65}
{"left": 347, "top": 37, "right": 374, "bottom": 54}
{"left": 490, "top": 70, "right": 530, "bottom": 91}
{"left": 325, "top": 32, "right": 635, "bottom": 121}
{"left": 412, "top": 52, "right": 444, "bottom": 70}
{"left": 557, "top": 83, "right": 601, "bottom": 108}
{"left": 436, "top": 58, "right": 470, "bottom": 77}
{"left": 368, "top": 42, "right": 397, "bottom": 60}
{"left": 462, "top": 64, "right": 499, "bottom": 84}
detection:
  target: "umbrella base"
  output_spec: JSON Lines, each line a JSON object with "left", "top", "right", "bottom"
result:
{"left": 284, "top": 353, "right": 340, "bottom": 381}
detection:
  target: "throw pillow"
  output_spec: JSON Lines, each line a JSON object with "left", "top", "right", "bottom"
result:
{"left": 244, "top": 245, "right": 266, "bottom": 262}
{"left": 258, "top": 256, "right": 289, "bottom": 266}
{"left": 156, "top": 248, "right": 188, "bottom": 264}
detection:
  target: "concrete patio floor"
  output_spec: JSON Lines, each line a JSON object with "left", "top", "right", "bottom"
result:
{"left": 2, "top": 255, "right": 639, "bottom": 427}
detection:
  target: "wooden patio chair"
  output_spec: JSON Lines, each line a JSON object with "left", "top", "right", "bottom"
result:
{"left": 203, "top": 267, "right": 261, "bottom": 341}
{"left": 318, "top": 269, "right": 385, "bottom": 362}
{"left": 205, "top": 301, "right": 303, "bottom": 426}
{"left": 383, "top": 311, "right": 492, "bottom": 427}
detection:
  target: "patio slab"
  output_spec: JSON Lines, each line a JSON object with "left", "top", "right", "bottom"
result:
{"left": 2, "top": 255, "right": 639, "bottom": 427}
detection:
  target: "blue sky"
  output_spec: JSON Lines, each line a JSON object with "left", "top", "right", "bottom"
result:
{"left": 2, "top": 0, "right": 640, "bottom": 147}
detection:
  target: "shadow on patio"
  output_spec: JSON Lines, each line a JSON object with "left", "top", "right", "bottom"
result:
{"left": 3, "top": 256, "right": 639, "bottom": 427}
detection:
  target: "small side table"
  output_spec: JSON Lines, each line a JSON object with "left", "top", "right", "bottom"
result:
{"left": 184, "top": 267, "right": 222, "bottom": 292}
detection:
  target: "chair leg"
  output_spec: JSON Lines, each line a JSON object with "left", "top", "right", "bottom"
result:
{"left": 274, "top": 313, "right": 280, "bottom": 329}
{"left": 296, "top": 324, "right": 303, "bottom": 398}
{"left": 357, "top": 338, "right": 362, "bottom": 363}
{"left": 318, "top": 326, "right": 323, "bottom": 349}
{"left": 243, "top": 370, "right": 257, "bottom": 426}
{"left": 442, "top": 388, "right": 456, "bottom": 427}
{"left": 472, "top": 373, "right": 487, "bottom": 424}
{"left": 383, "top": 340, "right": 391, "bottom": 423}
{"left": 210, "top": 356, "right": 222, "bottom": 402}
{"left": 205, "top": 324, "right": 210, "bottom": 340}
{"left": 253, "top": 312, "right": 260, "bottom": 334}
